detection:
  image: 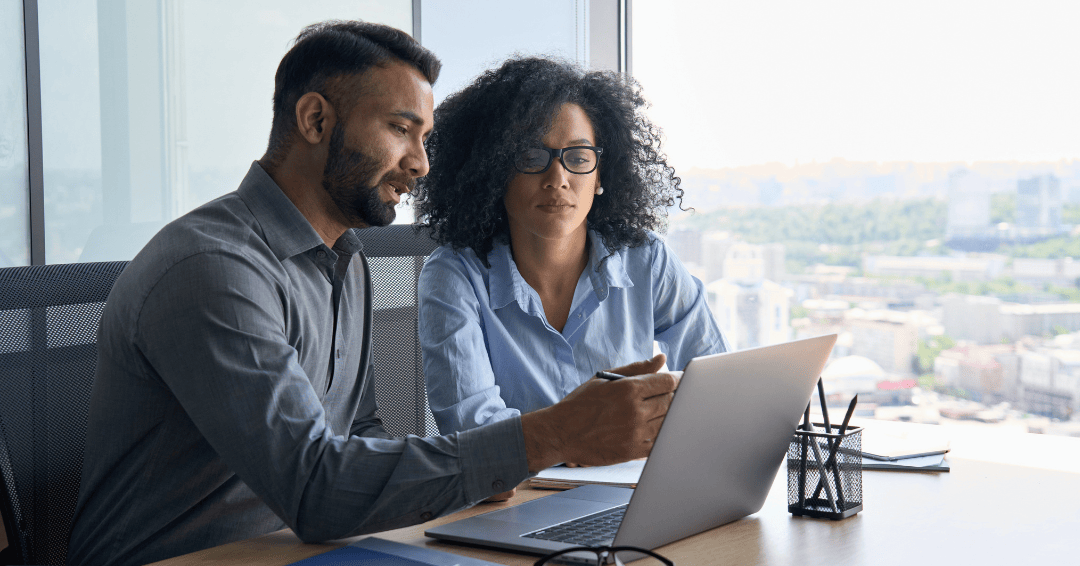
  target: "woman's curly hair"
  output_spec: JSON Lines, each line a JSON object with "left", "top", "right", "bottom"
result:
{"left": 412, "top": 56, "right": 684, "bottom": 266}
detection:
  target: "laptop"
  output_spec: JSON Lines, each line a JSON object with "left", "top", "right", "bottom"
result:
{"left": 425, "top": 334, "right": 837, "bottom": 562}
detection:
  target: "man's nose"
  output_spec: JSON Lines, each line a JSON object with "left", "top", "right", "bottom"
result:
{"left": 404, "top": 138, "right": 429, "bottom": 180}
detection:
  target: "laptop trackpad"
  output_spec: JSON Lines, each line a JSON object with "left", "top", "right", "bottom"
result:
{"left": 481, "top": 496, "right": 620, "bottom": 528}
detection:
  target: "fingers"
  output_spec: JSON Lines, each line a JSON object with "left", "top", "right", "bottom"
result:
{"left": 626, "top": 371, "right": 679, "bottom": 399}
{"left": 638, "top": 390, "right": 675, "bottom": 422}
{"left": 606, "top": 353, "right": 667, "bottom": 377}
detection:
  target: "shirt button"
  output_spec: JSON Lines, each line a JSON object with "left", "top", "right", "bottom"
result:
{"left": 420, "top": 511, "right": 433, "bottom": 521}
{"left": 316, "top": 250, "right": 327, "bottom": 259}
{"left": 492, "top": 479, "right": 505, "bottom": 491}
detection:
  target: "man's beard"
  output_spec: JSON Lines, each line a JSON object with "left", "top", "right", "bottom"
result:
{"left": 321, "top": 123, "right": 410, "bottom": 227}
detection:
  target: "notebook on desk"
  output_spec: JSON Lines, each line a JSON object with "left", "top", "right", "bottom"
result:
{"left": 530, "top": 460, "right": 645, "bottom": 490}
{"left": 860, "top": 431, "right": 951, "bottom": 461}
{"left": 425, "top": 334, "right": 838, "bottom": 564}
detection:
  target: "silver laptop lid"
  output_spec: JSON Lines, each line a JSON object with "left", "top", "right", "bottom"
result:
{"left": 614, "top": 334, "right": 837, "bottom": 550}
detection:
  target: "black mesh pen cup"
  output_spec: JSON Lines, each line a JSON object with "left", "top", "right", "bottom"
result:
{"left": 787, "top": 424, "right": 862, "bottom": 520}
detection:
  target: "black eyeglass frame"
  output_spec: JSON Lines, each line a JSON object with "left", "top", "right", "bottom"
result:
{"left": 534, "top": 544, "right": 674, "bottom": 566}
{"left": 514, "top": 145, "right": 604, "bottom": 175}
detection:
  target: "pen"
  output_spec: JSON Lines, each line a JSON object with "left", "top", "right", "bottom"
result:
{"left": 817, "top": 377, "right": 831, "bottom": 434}
{"left": 836, "top": 394, "right": 858, "bottom": 438}
{"left": 822, "top": 394, "right": 859, "bottom": 469}
{"left": 799, "top": 402, "right": 811, "bottom": 507}
{"left": 813, "top": 394, "right": 859, "bottom": 510}
{"left": 808, "top": 433, "right": 839, "bottom": 512}
{"left": 815, "top": 377, "right": 836, "bottom": 508}
{"left": 595, "top": 371, "right": 624, "bottom": 381}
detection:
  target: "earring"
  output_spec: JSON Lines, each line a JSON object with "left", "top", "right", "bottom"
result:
{"left": 595, "top": 186, "right": 604, "bottom": 195}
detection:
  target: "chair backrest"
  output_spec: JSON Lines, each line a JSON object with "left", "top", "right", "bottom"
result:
{"left": 355, "top": 225, "right": 441, "bottom": 437}
{"left": 0, "top": 261, "right": 128, "bottom": 566}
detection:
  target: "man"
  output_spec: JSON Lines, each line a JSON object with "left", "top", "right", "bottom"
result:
{"left": 66, "top": 20, "right": 676, "bottom": 566}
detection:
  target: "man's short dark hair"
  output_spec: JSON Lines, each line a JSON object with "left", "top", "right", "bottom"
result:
{"left": 265, "top": 20, "right": 441, "bottom": 162}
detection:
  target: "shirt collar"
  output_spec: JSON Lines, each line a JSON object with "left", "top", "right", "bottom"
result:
{"left": 236, "top": 161, "right": 334, "bottom": 261}
{"left": 489, "top": 241, "right": 531, "bottom": 311}
{"left": 488, "top": 229, "right": 634, "bottom": 310}
{"left": 585, "top": 231, "right": 634, "bottom": 301}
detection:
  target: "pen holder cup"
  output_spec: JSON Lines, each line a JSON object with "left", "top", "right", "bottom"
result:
{"left": 787, "top": 424, "right": 863, "bottom": 520}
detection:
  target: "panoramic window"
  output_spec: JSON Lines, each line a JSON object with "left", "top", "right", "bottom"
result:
{"left": 34, "top": 0, "right": 411, "bottom": 264}
{"left": 635, "top": 0, "right": 1080, "bottom": 436}
{"left": 0, "top": 1, "right": 29, "bottom": 267}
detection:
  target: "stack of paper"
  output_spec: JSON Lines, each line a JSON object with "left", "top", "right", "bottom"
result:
{"left": 861, "top": 453, "right": 950, "bottom": 472}
{"left": 529, "top": 460, "right": 645, "bottom": 490}
{"left": 860, "top": 428, "right": 951, "bottom": 472}
{"left": 861, "top": 433, "right": 950, "bottom": 461}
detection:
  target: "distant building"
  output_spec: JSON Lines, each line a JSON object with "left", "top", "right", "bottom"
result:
{"left": 862, "top": 255, "right": 1006, "bottom": 282}
{"left": 1000, "top": 303, "right": 1080, "bottom": 341}
{"left": 821, "top": 355, "right": 917, "bottom": 405}
{"left": 934, "top": 344, "right": 1020, "bottom": 404}
{"left": 1016, "top": 175, "right": 1063, "bottom": 236}
{"left": 761, "top": 243, "right": 786, "bottom": 283}
{"left": 943, "top": 294, "right": 1080, "bottom": 344}
{"left": 821, "top": 355, "right": 884, "bottom": 396}
{"left": 946, "top": 169, "right": 992, "bottom": 239}
{"left": 701, "top": 232, "right": 736, "bottom": 285}
{"left": 942, "top": 294, "right": 1003, "bottom": 344}
{"left": 707, "top": 279, "right": 792, "bottom": 350}
{"left": 1019, "top": 349, "right": 1080, "bottom": 420}
{"left": 845, "top": 311, "right": 920, "bottom": 375}
{"left": 664, "top": 227, "right": 702, "bottom": 266}
{"left": 801, "top": 298, "right": 851, "bottom": 322}
{"left": 721, "top": 242, "right": 785, "bottom": 283}
{"left": 790, "top": 274, "right": 928, "bottom": 306}
{"left": 1010, "top": 257, "right": 1080, "bottom": 286}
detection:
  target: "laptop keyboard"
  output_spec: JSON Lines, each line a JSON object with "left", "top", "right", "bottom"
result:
{"left": 522, "top": 505, "right": 627, "bottom": 546}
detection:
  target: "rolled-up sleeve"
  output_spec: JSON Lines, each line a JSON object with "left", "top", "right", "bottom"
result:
{"left": 137, "top": 250, "right": 529, "bottom": 542}
{"left": 419, "top": 249, "right": 521, "bottom": 433}
{"left": 650, "top": 239, "right": 729, "bottom": 369}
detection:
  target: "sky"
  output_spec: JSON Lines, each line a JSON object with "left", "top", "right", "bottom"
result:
{"left": 632, "top": 0, "right": 1080, "bottom": 170}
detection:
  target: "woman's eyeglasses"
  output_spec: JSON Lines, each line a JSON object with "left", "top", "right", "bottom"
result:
{"left": 515, "top": 146, "right": 603, "bottom": 175}
{"left": 534, "top": 544, "right": 673, "bottom": 566}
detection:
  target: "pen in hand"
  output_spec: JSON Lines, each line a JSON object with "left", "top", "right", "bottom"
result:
{"left": 595, "top": 371, "right": 625, "bottom": 381}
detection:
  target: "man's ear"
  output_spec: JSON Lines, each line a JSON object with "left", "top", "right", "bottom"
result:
{"left": 295, "top": 92, "right": 336, "bottom": 145}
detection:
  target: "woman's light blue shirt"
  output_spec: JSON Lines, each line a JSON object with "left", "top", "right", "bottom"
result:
{"left": 419, "top": 231, "right": 728, "bottom": 433}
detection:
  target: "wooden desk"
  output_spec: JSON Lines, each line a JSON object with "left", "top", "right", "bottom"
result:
{"left": 156, "top": 429, "right": 1080, "bottom": 565}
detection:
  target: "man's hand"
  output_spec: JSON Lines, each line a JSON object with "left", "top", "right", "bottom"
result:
{"left": 483, "top": 487, "right": 517, "bottom": 502}
{"left": 520, "top": 354, "right": 678, "bottom": 473}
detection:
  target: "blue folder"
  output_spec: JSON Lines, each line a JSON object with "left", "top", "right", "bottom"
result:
{"left": 288, "top": 537, "right": 502, "bottom": 566}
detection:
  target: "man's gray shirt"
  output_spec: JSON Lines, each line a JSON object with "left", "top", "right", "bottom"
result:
{"left": 66, "top": 163, "right": 529, "bottom": 566}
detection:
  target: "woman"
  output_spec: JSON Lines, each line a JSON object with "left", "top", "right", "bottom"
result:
{"left": 413, "top": 57, "right": 727, "bottom": 436}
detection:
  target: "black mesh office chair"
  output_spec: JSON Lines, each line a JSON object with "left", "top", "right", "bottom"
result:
{"left": 355, "top": 224, "right": 441, "bottom": 437}
{"left": 0, "top": 261, "right": 128, "bottom": 566}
